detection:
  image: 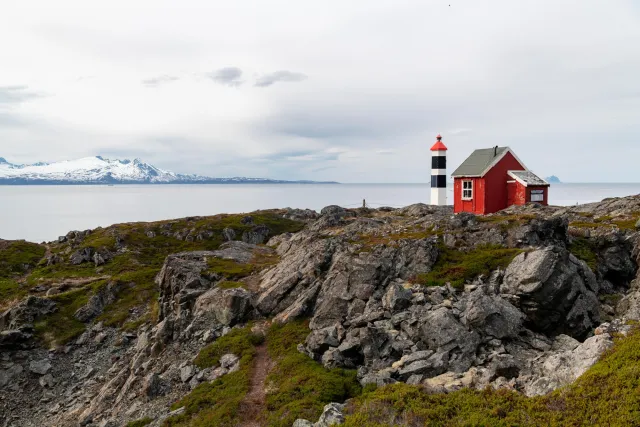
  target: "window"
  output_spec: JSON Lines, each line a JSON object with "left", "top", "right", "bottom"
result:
{"left": 462, "top": 180, "right": 473, "bottom": 200}
{"left": 531, "top": 189, "right": 544, "bottom": 202}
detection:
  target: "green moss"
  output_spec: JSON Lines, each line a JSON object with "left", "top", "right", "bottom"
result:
{"left": 354, "top": 227, "right": 437, "bottom": 251}
{"left": 217, "top": 281, "right": 247, "bottom": 289}
{"left": 206, "top": 250, "right": 280, "bottom": 280}
{"left": 344, "top": 328, "right": 640, "bottom": 426}
{"left": 126, "top": 418, "right": 153, "bottom": 427}
{"left": 264, "top": 321, "right": 362, "bottom": 427}
{"left": 569, "top": 221, "right": 613, "bottom": 229}
{"left": 22, "top": 212, "right": 301, "bottom": 334}
{"left": 194, "top": 325, "right": 263, "bottom": 369}
{"left": 568, "top": 237, "right": 598, "bottom": 271}
{"left": 165, "top": 325, "right": 262, "bottom": 427}
{"left": 477, "top": 214, "right": 537, "bottom": 231}
{"left": 414, "top": 244, "right": 523, "bottom": 288}
{"left": 96, "top": 268, "right": 158, "bottom": 328}
{"left": 0, "top": 240, "right": 46, "bottom": 278}
{"left": 0, "top": 278, "right": 24, "bottom": 307}
{"left": 34, "top": 284, "right": 105, "bottom": 346}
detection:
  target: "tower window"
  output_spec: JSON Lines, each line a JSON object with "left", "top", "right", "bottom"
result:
{"left": 462, "top": 180, "right": 473, "bottom": 200}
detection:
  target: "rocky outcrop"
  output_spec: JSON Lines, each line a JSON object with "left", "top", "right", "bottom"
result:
{"left": 502, "top": 247, "right": 600, "bottom": 339}
{"left": 74, "top": 282, "right": 120, "bottom": 323}
{"left": 0, "top": 296, "right": 57, "bottom": 331}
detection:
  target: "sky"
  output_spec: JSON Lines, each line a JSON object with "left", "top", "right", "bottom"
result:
{"left": 1, "top": 0, "right": 640, "bottom": 183}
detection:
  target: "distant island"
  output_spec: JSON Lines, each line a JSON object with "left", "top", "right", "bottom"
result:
{"left": 0, "top": 156, "right": 338, "bottom": 185}
{"left": 546, "top": 175, "right": 562, "bottom": 184}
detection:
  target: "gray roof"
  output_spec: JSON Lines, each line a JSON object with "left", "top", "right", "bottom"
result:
{"left": 508, "top": 170, "right": 549, "bottom": 186}
{"left": 451, "top": 147, "right": 509, "bottom": 177}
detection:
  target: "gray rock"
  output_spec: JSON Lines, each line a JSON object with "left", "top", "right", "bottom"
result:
{"left": 316, "top": 402, "right": 346, "bottom": 426}
{"left": 39, "top": 373, "right": 55, "bottom": 388}
{"left": 419, "top": 308, "right": 480, "bottom": 372}
{"left": 180, "top": 365, "right": 195, "bottom": 383}
{"left": 460, "top": 290, "right": 524, "bottom": 339}
{"left": 29, "top": 359, "right": 52, "bottom": 375}
{"left": 398, "top": 351, "right": 448, "bottom": 380}
{"left": 222, "top": 227, "right": 236, "bottom": 241}
{"left": 0, "top": 296, "right": 57, "bottom": 331}
{"left": 293, "top": 420, "right": 315, "bottom": 427}
{"left": 242, "top": 225, "right": 271, "bottom": 244}
{"left": 220, "top": 353, "right": 240, "bottom": 369}
{"left": 502, "top": 247, "right": 600, "bottom": 339}
{"left": 74, "top": 282, "right": 119, "bottom": 322}
{"left": 382, "top": 283, "right": 412, "bottom": 312}
{"left": 194, "top": 287, "right": 251, "bottom": 326}
{"left": 70, "top": 247, "right": 93, "bottom": 265}
{"left": 0, "top": 364, "right": 23, "bottom": 387}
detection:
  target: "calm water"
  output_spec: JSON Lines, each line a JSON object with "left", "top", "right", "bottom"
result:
{"left": 1, "top": 183, "right": 639, "bottom": 243}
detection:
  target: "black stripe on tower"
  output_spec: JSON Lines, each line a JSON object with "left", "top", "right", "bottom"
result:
{"left": 431, "top": 175, "right": 446, "bottom": 188}
{"left": 431, "top": 156, "right": 447, "bottom": 169}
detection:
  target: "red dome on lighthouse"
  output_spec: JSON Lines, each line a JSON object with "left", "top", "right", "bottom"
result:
{"left": 430, "top": 134, "right": 448, "bottom": 151}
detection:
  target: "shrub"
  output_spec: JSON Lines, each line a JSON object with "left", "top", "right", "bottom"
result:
{"left": 264, "top": 321, "right": 361, "bottom": 427}
{"left": 194, "top": 325, "right": 263, "bottom": 369}
{"left": 126, "top": 418, "right": 153, "bottom": 427}
{"left": 0, "top": 240, "right": 46, "bottom": 278}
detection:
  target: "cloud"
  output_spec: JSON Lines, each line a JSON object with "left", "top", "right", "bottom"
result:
{"left": 376, "top": 149, "right": 396, "bottom": 155}
{"left": 142, "top": 75, "right": 179, "bottom": 87}
{"left": 206, "top": 67, "right": 244, "bottom": 87}
{"left": 0, "top": 86, "right": 43, "bottom": 105}
{"left": 449, "top": 128, "right": 472, "bottom": 135}
{"left": 254, "top": 70, "right": 308, "bottom": 87}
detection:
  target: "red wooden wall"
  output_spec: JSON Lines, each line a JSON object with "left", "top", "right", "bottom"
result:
{"left": 454, "top": 151, "right": 527, "bottom": 215}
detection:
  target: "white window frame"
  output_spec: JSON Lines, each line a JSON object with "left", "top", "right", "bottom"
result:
{"left": 531, "top": 189, "right": 544, "bottom": 202}
{"left": 462, "top": 180, "right": 473, "bottom": 200}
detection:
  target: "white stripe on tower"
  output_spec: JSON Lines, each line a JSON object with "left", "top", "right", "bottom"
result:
{"left": 430, "top": 134, "right": 448, "bottom": 206}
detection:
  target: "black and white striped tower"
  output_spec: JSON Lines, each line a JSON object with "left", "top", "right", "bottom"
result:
{"left": 430, "top": 134, "right": 448, "bottom": 205}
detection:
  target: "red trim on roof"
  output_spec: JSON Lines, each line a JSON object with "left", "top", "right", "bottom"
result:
{"left": 430, "top": 141, "right": 448, "bottom": 151}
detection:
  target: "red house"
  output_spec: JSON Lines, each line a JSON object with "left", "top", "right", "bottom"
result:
{"left": 451, "top": 146, "right": 550, "bottom": 215}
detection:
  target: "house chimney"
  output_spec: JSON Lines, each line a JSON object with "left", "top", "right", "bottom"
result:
{"left": 494, "top": 146, "right": 498, "bottom": 157}
{"left": 430, "top": 134, "right": 448, "bottom": 206}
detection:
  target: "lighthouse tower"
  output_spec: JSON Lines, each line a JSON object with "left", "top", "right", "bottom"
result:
{"left": 430, "top": 134, "right": 448, "bottom": 205}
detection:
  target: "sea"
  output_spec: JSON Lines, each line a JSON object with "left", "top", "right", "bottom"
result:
{"left": 1, "top": 183, "right": 640, "bottom": 243}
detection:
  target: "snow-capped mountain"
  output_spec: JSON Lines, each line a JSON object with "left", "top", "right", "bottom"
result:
{"left": 0, "top": 156, "right": 334, "bottom": 184}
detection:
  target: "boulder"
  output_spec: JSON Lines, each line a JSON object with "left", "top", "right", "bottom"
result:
{"left": 74, "top": 282, "right": 119, "bottom": 322}
{"left": 29, "top": 359, "right": 52, "bottom": 375}
{"left": 502, "top": 247, "right": 600, "bottom": 339}
{"left": 459, "top": 290, "right": 524, "bottom": 339}
{"left": 70, "top": 248, "right": 93, "bottom": 265}
{"left": 242, "top": 225, "right": 270, "bottom": 245}
{"left": 0, "top": 296, "right": 57, "bottom": 331}
{"left": 419, "top": 308, "right": 480, "bottom": 372}
{"left": 194, "top": 287, "right": 252, "bottom": 326}
{"left": 222, "top": 227, "right": 236, "bottom": 241}
{"left": 382, "top": 283, "right": 412, "bottom": 312}
{"left": 220, "top": 353, "right": 240, "bottom": 369}
{"left": 0, "top": 363, "right": 24, "bottom": 387}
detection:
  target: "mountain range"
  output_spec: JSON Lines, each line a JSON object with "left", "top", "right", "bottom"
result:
{"left": 0, "top": 156, "right": 336, "bottom": 185}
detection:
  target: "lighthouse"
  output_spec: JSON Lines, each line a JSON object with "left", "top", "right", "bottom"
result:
{"left": 430, "top": 134, "right": 448, "bottom": 205}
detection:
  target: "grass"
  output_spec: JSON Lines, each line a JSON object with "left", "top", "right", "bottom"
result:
{"left": 165, "top": 325, "right": 263, "bottom": 427}
{"left": 413, "top": 244, "right": 523, "bottom": 288}
{"left": 476, "top": 214, "right": 537, "bottom": 231}
{"left": 353, "top": 227, "right": 438, "bottom": 250}
{"left": 194, "top": 325, "right": 264, "bottom": 369}
{"left": 34, "top": 282, "right": 107, "bottom": 347}
{"left": 343, "top": 327, "right": 640, "bottom": 426}
{"left": 0, "top": 278, "right": 25, "bottom": 308}
{"left": 263, "top": 320, "right": 362, "bottom": 427}
{"left": 126, "top": 418, "right": 153, "bottom": 427}
{"left": 13, "top": 212, "right": 302, "bottom": 344}
{"left": 206, "top": 250, "right": 280, "bottom": 280}
{"left": 217, "top": 281, "right": 247, "bottom": 289}
{"left": 568, "top": 237, "right": 598, "bottom": 271}
{"left": 0, "top": 240, "right": 46, "bottom": 278}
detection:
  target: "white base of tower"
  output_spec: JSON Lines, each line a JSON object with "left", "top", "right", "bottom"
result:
{"left": 431, "top": 187, "right": 447, "bottom": 206}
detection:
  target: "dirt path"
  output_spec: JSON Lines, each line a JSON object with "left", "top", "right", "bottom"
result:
{"left": 239, "top": 343, "right": 273, "bottom": 427}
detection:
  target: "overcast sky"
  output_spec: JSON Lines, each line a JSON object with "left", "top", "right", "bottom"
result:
{"left": 1, "top": 1, "right": 639, "bottom": 183}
